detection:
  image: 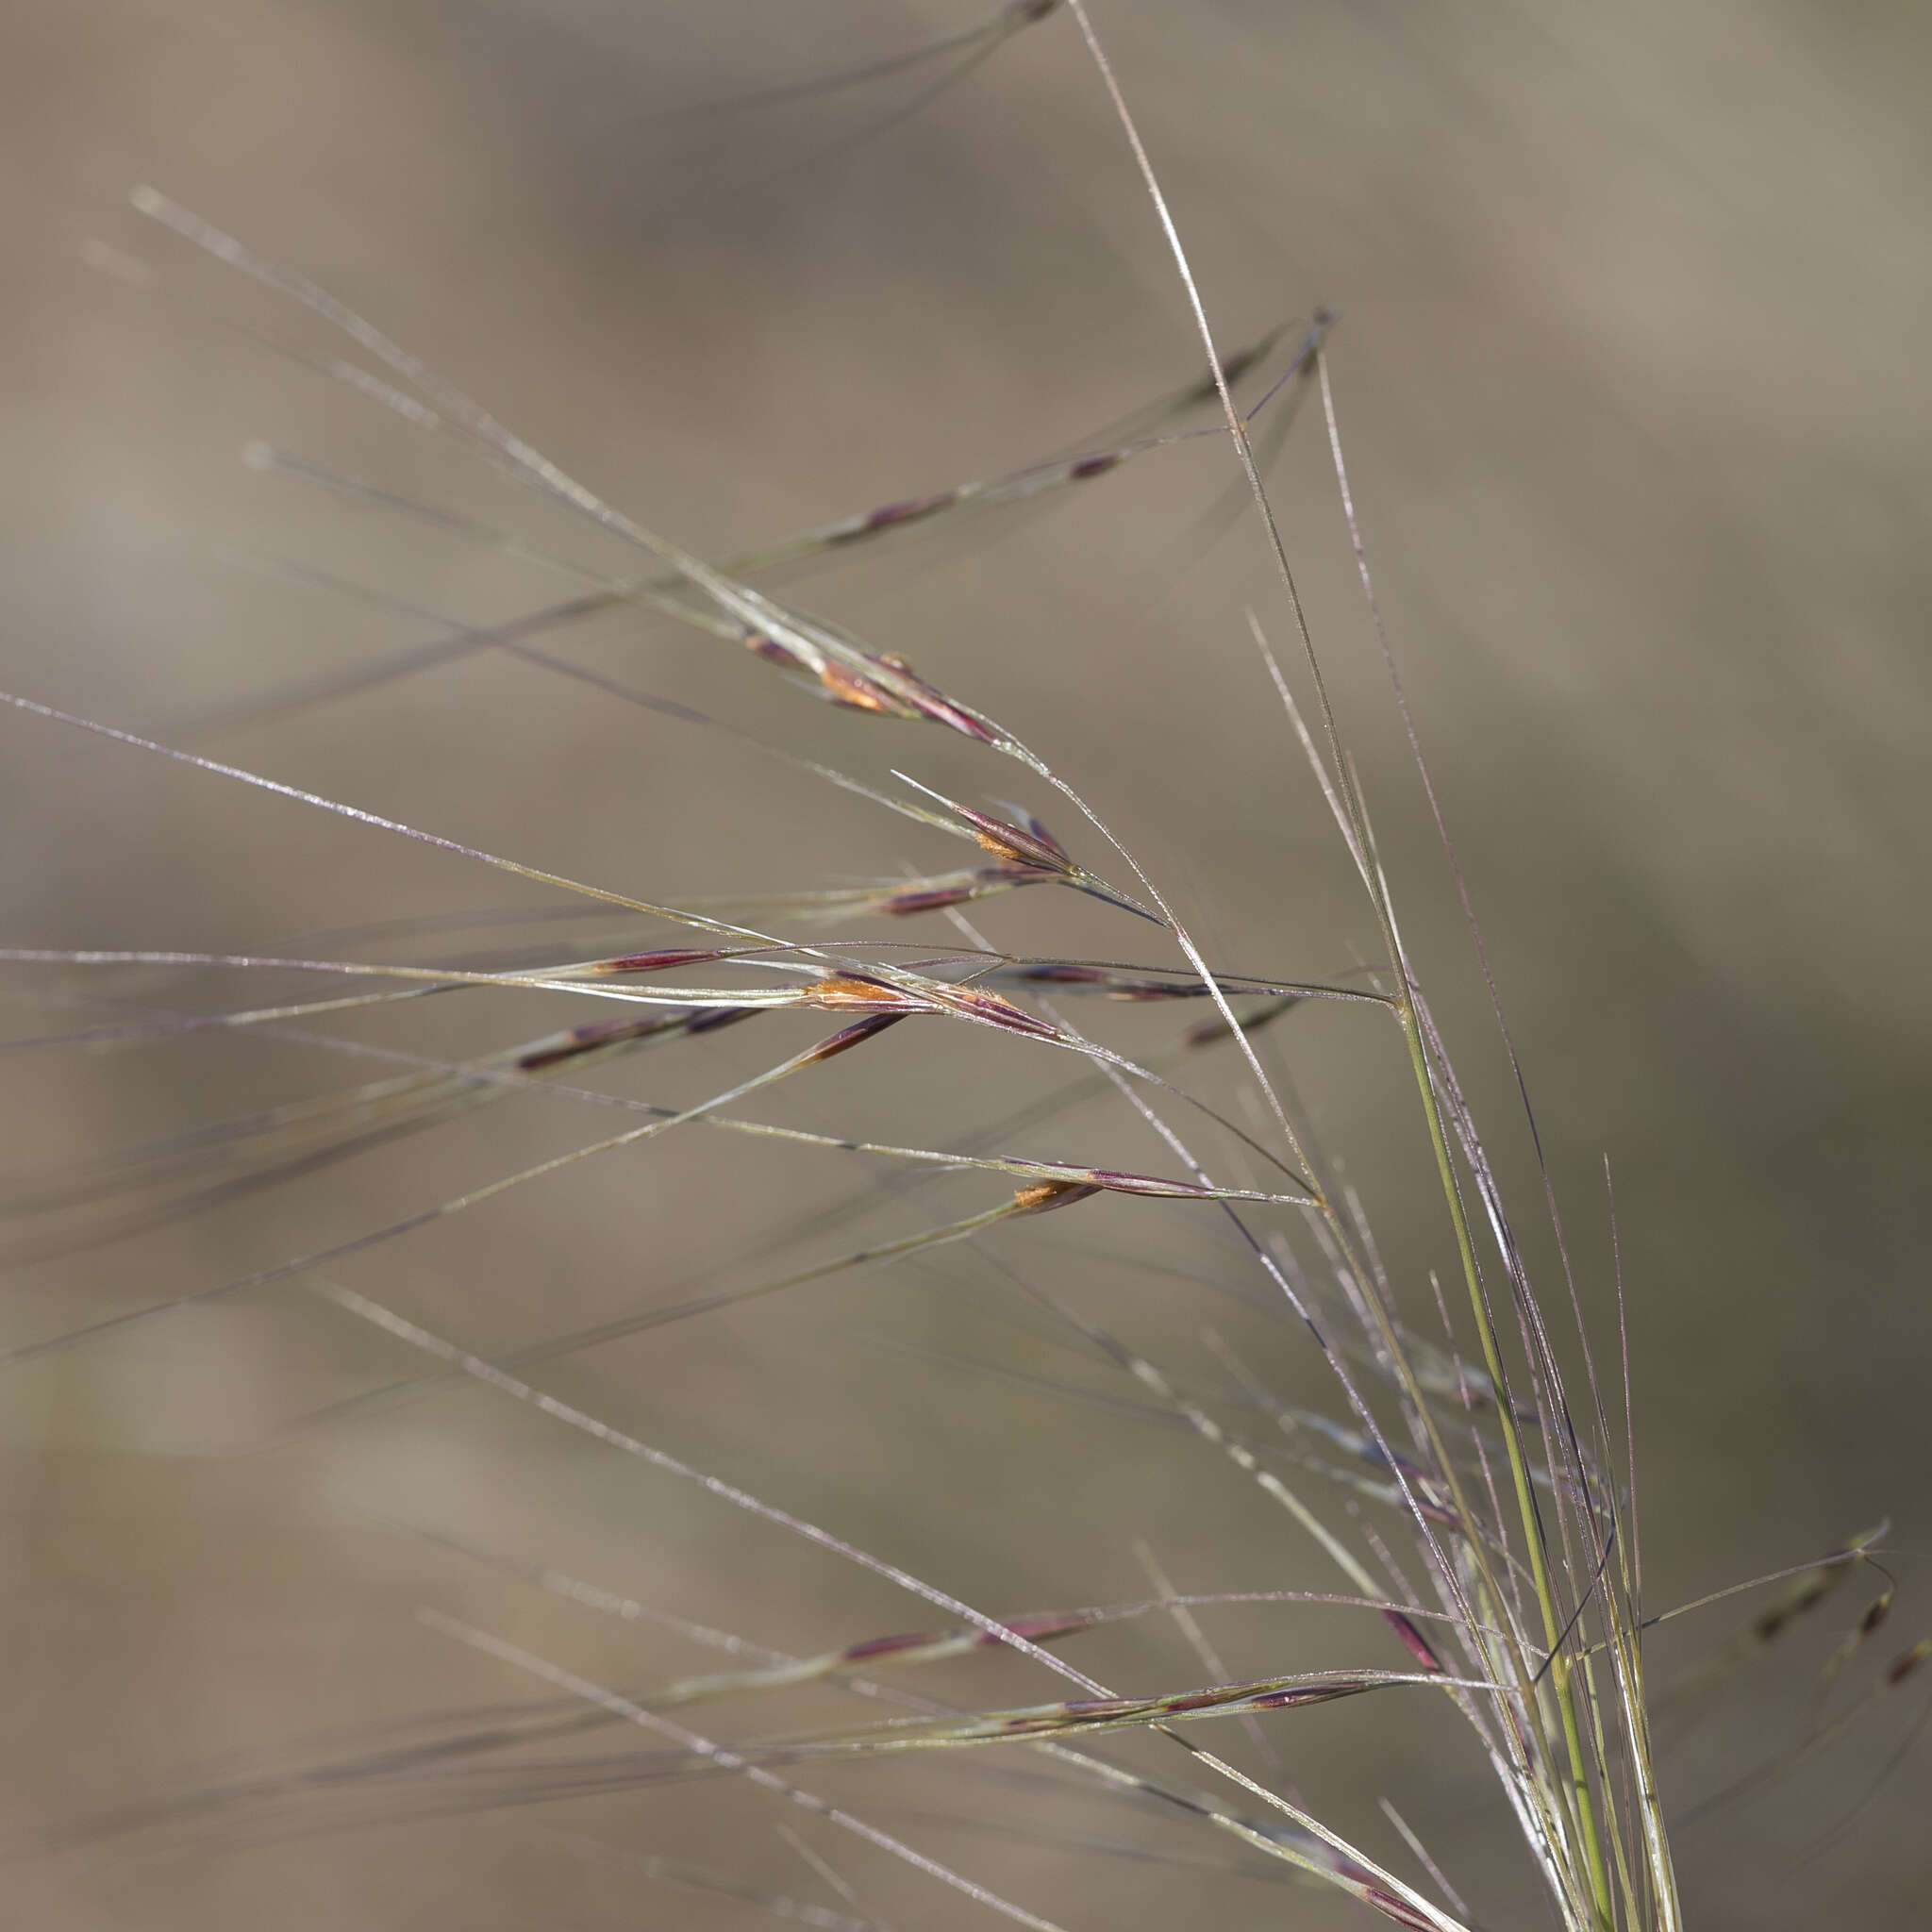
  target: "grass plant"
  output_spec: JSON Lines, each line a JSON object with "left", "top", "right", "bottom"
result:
{"left": 2, "top": 6, "right": 1922, "bottom": 1928}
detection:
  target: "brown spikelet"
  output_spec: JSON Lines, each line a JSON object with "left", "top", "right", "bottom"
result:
{"left": 793, "top": 1012, "right": 908, "bottom": 1065}
{"left": 976, "top": 1611, "right": 1094, "bottom": 1647}
{"left": 1004, "top": 964, "right": 1192, "bottom": 1000}
{"left": 686, "top": 1006, "right": 758, "bottom": 1037}
{"left": 513, "top": 1006, "right": 755, "bottom": 1072}
{"left": 941, "top": 985, "right": 1061, "bottom": 1039}
{"left": 872, "top": 653, "right": 1001, "bottom": 743}
{"left": 1885, "top": 1637, "right": 1930, "bottom": 1687}
{"left": 1360, "top": 1889, "right": 1440, "bottom": 1931}
{"left": 1383, "top": 1609, "right": 1445, "bottom": 1674}
{"left": 973, "top": 827, "right": 1047, "bottom": 865}
{"left": 1081, "top": 1167, "right": 1220, "bottom": 1200}
{"left": 880, "top": 882, "right": 986, "bottom": 917}
{"left": 743, "top": 631, "right": 804, "bottom": 669}
{"left": 808, "top": 974, "right": 932, "bottom": 1014}
{"left": 849, "top": 494, "right": 952, "bottom": 538}
{"left": 1068, "top": 451, "right": 1122, "bottom": 480}
{"left": 967, "top": 826, "right": 1059, "bottom": 872}
{"left": 1185, "top": 994, "right": 1301, "bottom": 1048}
{"left": 591, "top": 947, "right": 741, "bottom": 975}
{"left": 1010, "top": 1179, "right": 1103, "bottom": 1215}
{"left": 818, "top": 659, "right": 918, "bottom": 717}
{"left": 513, "top": 1013, "right": 678, "bottom": 1072}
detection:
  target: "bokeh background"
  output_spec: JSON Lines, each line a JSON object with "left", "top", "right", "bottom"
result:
{"left": 3, "top": 2, "right": 1928, "bottom": 1926}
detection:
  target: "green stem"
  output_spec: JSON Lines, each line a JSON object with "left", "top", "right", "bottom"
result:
{"left": 1396, "top": 998, "right": 1614, "bottom": 1929}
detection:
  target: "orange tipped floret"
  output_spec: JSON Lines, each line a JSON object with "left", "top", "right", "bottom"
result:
{"left": 808, "top": 973, "right": 938, "bottom": 1014}
{"left": 957, "top": 805, "right": 1073, "bottom": 873}
{"left": 1009, "top": 1179, "right": 1103, "bottom": 1216}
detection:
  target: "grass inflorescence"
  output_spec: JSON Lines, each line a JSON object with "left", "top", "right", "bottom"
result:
{"left": 4, "top": 7, "right": 1923, "bottom": 1929}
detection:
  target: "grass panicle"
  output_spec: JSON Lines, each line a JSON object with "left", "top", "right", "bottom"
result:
{"left": 4, "top": 11, "right": 1920, "bottom": 1931}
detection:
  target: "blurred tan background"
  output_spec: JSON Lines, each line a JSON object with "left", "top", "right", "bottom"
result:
{"left": 2, "top": 2, "right": 1929, "bottom": 1926}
